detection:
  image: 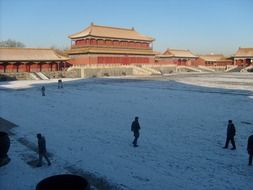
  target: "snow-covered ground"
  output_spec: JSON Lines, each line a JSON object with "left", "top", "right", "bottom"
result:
{"left": 0, "top": 73, "right": 253, "bottom": 190}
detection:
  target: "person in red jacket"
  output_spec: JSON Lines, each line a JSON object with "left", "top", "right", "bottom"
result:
{"left": 223, "top": 120, "right": 236, "bottom": 150}
{"left": 247, "top": 134, "right": 253, "bottom": 166}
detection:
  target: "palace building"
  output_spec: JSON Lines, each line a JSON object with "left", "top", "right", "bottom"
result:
{"left": 233, "top": 47, "right": 253, "bottom": 66}
{"left": 67, "top": 23, "right": 156, "bottom": 65}
{"left": 0, "top": 48, "right": 69, "bottom": 73}
{"left": 155, "top": 49, "right": 198, "bottom": 66}
{"left": 194, "top": 54, "right": 233, "bottom": 66}
{"left": 1, "top": 23, "right": 252, "bottom": 79}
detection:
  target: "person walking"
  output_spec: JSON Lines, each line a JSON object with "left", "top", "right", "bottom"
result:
{"left": 41, "top": 86, "right": 45, "bottom": 96}
{"left": 223, "top": 120, "right": 236, "bottom": 150}
{"left": 247, "top": 134, "right": 253, "bottom": 166}
{"left": 36, "top": 133, "right": 51, "bottom": 167}
{"left": 58, "top": 79, "right": 63, "bottom": 89}
{"left": 131, "top": 116, "right": 141, "bottom": 147}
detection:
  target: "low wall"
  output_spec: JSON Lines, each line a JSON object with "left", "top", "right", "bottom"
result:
{"left": 0, "top": 64, "right": 247, "bottom": 81}
{"left": 82, "top": 67, "right": 133, "bottom": 78}
{"left": 0, "top": 72, "right": 31, "bottom": 81}
{"left": 149, "top": 65, "right": 177, "bottom": 74}
{"left": 43, "top": 70, "right": 81, "bottom": 79}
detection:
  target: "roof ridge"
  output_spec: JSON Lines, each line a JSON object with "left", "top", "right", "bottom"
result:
{"left": 89, "top": 25, "right": 93, "bottom": 35}
{"left": 68, "top": 25, "right": 91, "bottom": 39}
{"left": 168, "top": 48, "right": 190, "bottom": 51}
{"left": 202, "top": 54, "right": 224, "bottom": 56}
{"left": 238, "top": 47, "right": 253, "bottom": 49}
{"left": 92, "top": 23, "right": 135, "bottom": 31}
{"left": 0, "top": 47, "right": 52, "bottom": 50}
{"left": 205, "top": 53, "right": 224, "bottom": 56}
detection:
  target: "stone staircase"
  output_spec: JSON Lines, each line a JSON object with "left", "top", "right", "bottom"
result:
{"left": 225, "top": 65, "right": 239, "bottom": 72}
{"left": 240, "top": 65, "right": 253, "bottom": 72}
{"left": 29, "top": 72, "right": 49, "bottom": 80}
{"left": 226, "top": 65, "right": 243, "bottom": 72}
{"left": 176, "top": 66, "right": 202, "bottom": 72}
{"left": 140, "top": 65, "right": 162, "bottom": 75}
{"left": 150, "top": 65, "right": 177, "bottom": 74}
{"left": 36, "top": 72, "right": 49, "bottom": 80}
{"left": 29, "top": 73, "right": 40, "bottom": 80}
{"left": 197, "top": 65, "right": 215, "bottom": 72}
{"left": 132, "top": 65, "right": 152, "bottom": 75}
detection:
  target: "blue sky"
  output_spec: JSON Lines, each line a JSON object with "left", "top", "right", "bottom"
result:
{"left": 1, "top": 0, "right": 253, "bottom": 55}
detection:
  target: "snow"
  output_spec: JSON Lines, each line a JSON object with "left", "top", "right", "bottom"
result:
{"left": 0, "top": 73, "right": 253, "bottom": 190}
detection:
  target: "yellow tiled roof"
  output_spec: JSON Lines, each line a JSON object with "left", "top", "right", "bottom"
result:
{"left": 158, "top": 48, "right": 197, "bottom": 58}
{"left": 0, "top": 48, "right": 69, "bottom": 61}
{"left": 234, "top": 48, "right": 253, "bottom": 57}
{"left": 69, "top": 23, "right": 154, "bottom": 42}
{"left": 199, "top": 54, "right": 229, "bottom": 61}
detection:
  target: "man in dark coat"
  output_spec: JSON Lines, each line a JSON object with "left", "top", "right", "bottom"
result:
{"left": 247, "top": 134, "right": 253, "bottom": 166}
{"left": 223, "top": 120, "right": 236, "bottom": 150}
{"left": 37, "top": 133, "right": 51, "bottom": 167}
{"left": 131, "top": 117, "right": 141, "bottom": 147}
{"left": 41, "top": 86, "right": 45, "bottom": 96}
{"left": 58, "top": 79, "right": 63, "bottom": 89}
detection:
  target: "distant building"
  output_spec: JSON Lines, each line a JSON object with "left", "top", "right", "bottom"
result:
{"left": 155, "top": 49, "right": 198, "bottom": 65}
{"left": 194, "top": 54, "right": 233, "bottom": 66}
{"left": 0, "top": 48, "right": 69, "bottom": 73}
{"left": 67, "top": 23, "right": 156, "bottom": 65}
{"left": 233, "top": 47, "right": 253, "bottom": 66}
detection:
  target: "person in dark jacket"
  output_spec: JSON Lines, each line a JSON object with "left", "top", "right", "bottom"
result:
{"left": 131, "top": 117, "right": 141, "bottom": 147}
{"left": 41, "top": 86, "right": 45, "bottom": 96}
{"left": 247, "top": 134, "right": 253, "bottom": 166}
{"left": 36, "top": 133, "right": 51, "bottom": 167}
{"left": 223, "top": 120, "right": 236, "bottom": 150}
{"left": 58, "top": 79, "right": 63, "bottom": 89}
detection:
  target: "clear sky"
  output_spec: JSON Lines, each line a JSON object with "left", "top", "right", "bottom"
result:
{"left": 1, "top": 0, "right": 253, "bottom": 55}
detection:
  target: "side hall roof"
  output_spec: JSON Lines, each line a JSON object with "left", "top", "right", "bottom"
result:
{"left": 198, "top": 54, "right": 230, "bottom": 62}
{"left": 234, "top": 47, "right": 253, "bottom": 58}
{"left": 0, "top": 48, "right": 69, "bottom": 62}
{"left": 158, "top": 48, "right": 197, "bottom": 58}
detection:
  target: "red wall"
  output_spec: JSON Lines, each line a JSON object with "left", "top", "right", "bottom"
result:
{"left": 234, "top": 59, "right": 251, "bottom": 66}
{"left": 69, "top": 56, "right": 92, "bottom": 65}
{"left": 191, "top": 58, "right": 233, "bottom": 66}
{"left": 69, "top": 55, "right": 153, "bottom": 65}
{"left": 98, "top": 56, "right": 150, "bottom": 64}
{"left": 0, "top": 62, "right": 66, "bottom": 73}
{"left": 155, "top": 58, "right": 197, "bottom": 66}
{"left": 0, "top": 65, "right": 4, "bottom": 72}
{"left": 193, "top": 58, "right": 205, "bottom": 66}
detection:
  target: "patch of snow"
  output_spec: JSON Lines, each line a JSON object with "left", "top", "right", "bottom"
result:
{"left": 0, "top": 73, "right": 253, "bottom": 190}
